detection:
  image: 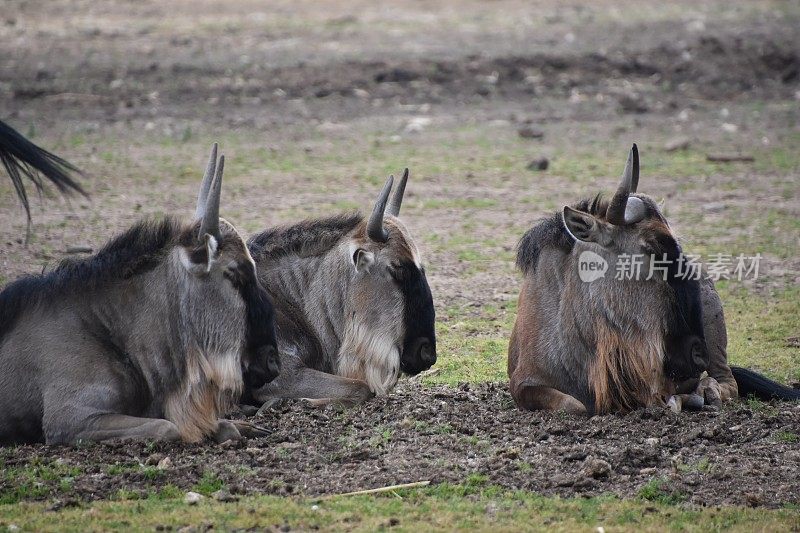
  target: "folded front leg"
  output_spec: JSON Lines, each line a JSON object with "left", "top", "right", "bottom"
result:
{"left": 254, "top": 366, "right": 375, "bottom": 412}
{"left": 45, "top": 413, "right": 182, "bottom": 445}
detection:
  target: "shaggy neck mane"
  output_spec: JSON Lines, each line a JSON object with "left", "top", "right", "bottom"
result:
{"left": 588, "top": 315, "right": 665, "bottom": 413}
{"left": 515, "top": 194, "right": 663, "bottom": 275}
{"left": 0, "top": 217, "right": 183, "bottom": 342}
{"left": 247, "top": 212, "right": 363, "bottom": 260}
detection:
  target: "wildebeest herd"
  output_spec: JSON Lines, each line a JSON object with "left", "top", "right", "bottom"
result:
{"left": 0, "top": 120, "right": 797, "bottom": 446}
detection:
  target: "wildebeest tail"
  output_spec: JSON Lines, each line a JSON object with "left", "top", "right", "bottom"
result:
{"left": 0, "top": 119, "right": 84, "bottom": 227}
{"left": 731, "top": 366, "right": 800, "bottom": 401}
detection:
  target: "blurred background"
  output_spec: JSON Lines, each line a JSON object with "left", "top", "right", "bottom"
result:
{"left": 1, "top": 0, "right": 798, "bottom": 382}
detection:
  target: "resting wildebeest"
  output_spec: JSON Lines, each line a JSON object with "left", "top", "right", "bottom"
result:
{"left": 245, "top": 169, "right": 436, "bottom": 405}
{"left": 0, "top": 119, "right": 84, "bottom": 237}
{"left": 0, "top": 144, "right": 279, "bottom": 444}
{"left": 508, "top": 144, "right": 798, "bottom": 415}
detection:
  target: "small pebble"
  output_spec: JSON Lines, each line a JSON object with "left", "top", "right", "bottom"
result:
{"left": 527, "top": 157, "right": 549, "bottom": 171}
{"left": 184, "top": 491, "right": 203, "bottom": 505}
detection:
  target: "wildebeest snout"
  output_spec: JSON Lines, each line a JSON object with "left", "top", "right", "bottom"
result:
{"left": 418, "top": 338, "right": 436, "bottom": 366}
{"left": 245, "top": 345, "right": 280, "bottom": 389}
{"left": 405, "top": 337, "right": 436, "bottom": 374}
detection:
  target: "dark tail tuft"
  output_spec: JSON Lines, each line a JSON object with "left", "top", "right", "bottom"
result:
{"left": 0, "top": 119, "right": 85, "bottom": 236}
{"left": 731, "top": 366, "right": 800, "bottom": 401}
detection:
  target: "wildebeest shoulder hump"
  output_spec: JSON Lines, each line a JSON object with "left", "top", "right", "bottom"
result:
{"left": 247, "top": 212, "right": 363, "bottom": 260}
{"left": 0, "top": 217, "right": 183, "bottom": 342}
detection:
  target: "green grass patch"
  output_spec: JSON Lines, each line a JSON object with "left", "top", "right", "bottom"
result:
{"left": 0, "top": 459, "right": 83, "bottom": 505}
{"left": 717, "top": 284, "right": 800, "bottom": 382}
{"left": 774, "top": 431, "right": 798, "bottom": 444}
{"left": 192, "top": 471, "right": 225, "bottom": 496}
{"left": 637, "top": 477, "right": 687, "bottom": 505}
{"left": 0, "top": 486, "right": 796, "bottom": 532}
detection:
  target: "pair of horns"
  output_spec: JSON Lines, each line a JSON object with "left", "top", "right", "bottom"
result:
{"left": 367, "top": 168, "right": 409, "bottom": 242}
{"left": 606, "top": 143, "right": 646, "bottom": 225}
{"left": 194, "top": 143, "right": 224, "bottom": 239}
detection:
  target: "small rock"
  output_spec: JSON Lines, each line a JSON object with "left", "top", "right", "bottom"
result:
{"left": 212, "top": 489, "right": 238, "bottom": 502}
{"left": 47, "top": 499, "right": 65, "bottom": 512}
{"left": 8, "top": 525, "right": 19, "bottom": 532}
{"left": 639, "top": 467, "right": 657, "bottom": 475}
{"left": 353, "top": 88, "right": 370, "bottom": 99}
{"left": 156, "top": 456, "right": 172, "bottom": 470}
{"left": 65, "top": 245, "right": 93, "bottom": 254}
{"left": 618, "top": 93, "right": 649, "bottom": 113}
{"left": 721, "top": 123, "right": 738, "bottom": 133}
{"left": 527, "top": 157, "right": 549, "bottom": 171}
{"left": 644, "top": 437, "right": 660, "bottom": 447}
{"left": 184, "top": 491, "right": 203, "bottom": 505}
{"left": 686, "top": 19, "right": 706, "bottom": 32}
{"left": 702, "top": 202, "right": 726, "bottom": 214}
{"left": 518, "top": 126, "right": 544, "bottom": 139}
{"left": 583, "top": 456, "right": 612, "bottom": 479}
{"left": 145, "top": 453, "right": 165, "bottom": 466}
{"left": 553, "top": 475, "right": 574, "bottom": 487}
{"left": 664, "top": 136, "right": 690, "bottom": 152}
{"left": 745, "top": 492, "right": 764, "bottom": 507}
{"left": 404, "top": 117, "right": 431, "bottom": 134}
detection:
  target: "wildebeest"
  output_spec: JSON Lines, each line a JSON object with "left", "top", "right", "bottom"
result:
{"left": 245, "top": 170, "right": 436, "bottom": 405}
{"left": 0, "top": 119, "right": 84, "bottom": 238}
{"left": 0, "top": 144, "right": 279, "bottom": 444}
{"left": 508, "top": 144, "right": 798, "bottom": 415}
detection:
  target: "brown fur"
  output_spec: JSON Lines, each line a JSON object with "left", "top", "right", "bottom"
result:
{"left": 166, "top": 345, "right": 243, "bottom": 443}
{"left": 589, "top": 318, "right": 665, "bottom": 413}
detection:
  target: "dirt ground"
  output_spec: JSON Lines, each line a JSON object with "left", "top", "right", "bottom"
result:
{"left": 2, "top": 383, "right": 799, "bottom": 508}
{"left": 1, "top": 0, "right": 799, "bottom": 512}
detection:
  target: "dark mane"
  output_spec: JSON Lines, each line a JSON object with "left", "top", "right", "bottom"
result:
{"left": 515, "top": 193, "right": 666, "bottom": 274}
{"left": 248, "top": 212, "right": 363, "bottom": 260}
{"left": 0, "top": 217, "right": 183, "bottom": 341}
{"left": 515, "top": 197, "right": 597, "bottom": 274}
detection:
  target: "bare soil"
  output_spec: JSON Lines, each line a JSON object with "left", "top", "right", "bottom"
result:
{"left": 2, "top": 383, "right": 799, "bottom": 508}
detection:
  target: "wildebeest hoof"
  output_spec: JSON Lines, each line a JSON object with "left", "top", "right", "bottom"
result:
{"left": 695, "top": 376, "right": 723, "bottom": 408}
{"left": 231, "top": 420, "right": 270, "bottom": 439}
{"left": 213, "top": 420, "right": 242, "bottom": 444}
{"left": 683, "top": 394, "right": 705, "bottom": 411}
{"left": 559, "top": 395, "right": 588, "bottom": 415}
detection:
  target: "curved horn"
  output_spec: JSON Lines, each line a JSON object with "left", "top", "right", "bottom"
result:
{"left": 387, "top": 168, "right": 409, "bottom": 217}
{"left": 198, "top": 154, "right": 223, "bottom": 239}
{"left": 195, "top": 143, "right": 218, "bottom": 220}
{"left": 606, "top": 143, "right": 641, "bottom": 225}
{"left": 367, "top": 174, "right": 394, "bottom": 243}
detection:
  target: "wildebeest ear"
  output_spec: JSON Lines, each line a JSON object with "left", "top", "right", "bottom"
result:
{"left": 180, "top": 233, "right": 219, "bottom": 275}
{"left": 562, "top": 206, "right": 610, "bottom": 245}
{"left": 350, "top": 246, "right": 375, "bottom": 273}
